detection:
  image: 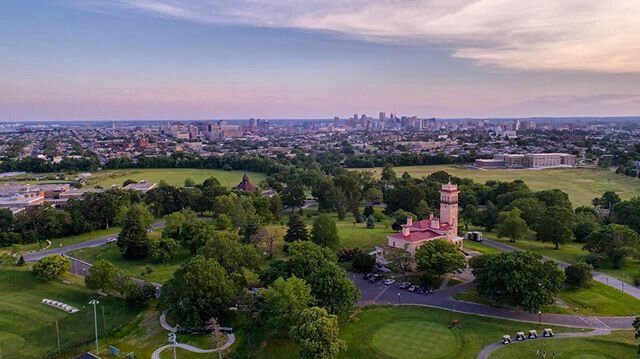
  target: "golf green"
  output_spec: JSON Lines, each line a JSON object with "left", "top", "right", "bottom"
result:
{"left": 371, "top": 320, "right": 459, "bottom": 358}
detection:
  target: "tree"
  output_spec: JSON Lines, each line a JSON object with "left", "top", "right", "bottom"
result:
{"left": 281, "top": 181, "right": 306, "bottom": 211}
{"left": 284, "top": 214, "right": 309, "bottom": 243}
{"left": 289, "top": 307, "right": 346, "bottom": 359}
{"left": 633, "top": 317, "right": 640, "bottom": 355}
{"left": 414, "top": 200, "right": 431, "bottom": 220}
{"left": 364, "top": 187, "right": 383, "bottom": 204}
{"left": 269, "top": 194, "right": 283, "bottom": 220}
{"left": 363, "top": 205, "right": 375, "bottom": 218}
{"left": 366, "top": 215, "right": 375, "bottom": 229}
{"left": 32, "top": 255, "right": 70, "bottom": 281}
{"left": 352, "top": 252, "right": 376, "bottom": 273}
{"left": 536, "top": 189, "right": 572, "bottom": 210}
{"left": 261, "top": 277, "right": 314, "bottom": 333}
{"left": 159, "top": 256, "right": 237, "bottom": 326}
{"left": 584, "top": 224, "right": 640, "bottom": 268}
{"left": 381, "top": 163, "right": 396, "bottom": 183}
{"left": 535, "top": 206, "right": 576, "bottom": 249}
{"left": 613, "top": 197, "right": 640, "bottom": 233}
{"left": 574, "top": 212, "right": 599, "bottom": 243}
{"left": 311, "top": 214, "right": 339, "bottom": 248}
{"left": 202, "top": 231, "right": 264, "bottom": 276}
{"left": 480, "top": 201, "right": 499, "bottom": 232}
{"left": 508, "top": 197, "right": 545, "bottom": 228}
{"left": 414, "top": 240, "right": 466, "bottom": 278}
{"left": 216, "top": 214, "right": 232, "bottom": 230}
{"left": 601, "top": 191, "right": 621, "bottom": 209}
{"left": 469, "top": 251, "right": 564, "bottom": 313}
{"left": 117, "top": 204, "right": 153, "bottom": 259}
{"left": 385, "top": 246, "right": 412, "bottom": 279}
{"left": 85, "top": 260, "right": 118, "bottom": 291}
{"left": 184, "top": 177, "right": 196, "bottom": 187}
{"left": 496, "top": 209, "right": 529, "bottom": 243}
{"left": 565, "top": 261, "right": 593, "bottom": 288}
{"left": 460, "top": 205, "right": 478, "bottom": 231}
{"left": 307, "top": 263, "right": 359, "bottom": 317}
{"left": 149, "top": 237, "right": 181, "bottom": 263}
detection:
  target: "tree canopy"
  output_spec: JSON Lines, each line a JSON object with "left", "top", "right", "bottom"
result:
{"left": 584, "top": 224, "right": 640, "bottom": 268}
{"left": 414, "top": 240, "right": 466, "bottom": 277}
{"left": 289, "top": 307, "right": 346, "bottom": 359}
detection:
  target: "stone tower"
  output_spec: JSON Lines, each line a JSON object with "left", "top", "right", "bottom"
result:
{"left": 440, "top": 182, "right": 459, "bottom": 233}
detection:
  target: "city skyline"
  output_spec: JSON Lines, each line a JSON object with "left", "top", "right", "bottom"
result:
{"left": 2, "top": 0, "right": 640, "bottom": 120}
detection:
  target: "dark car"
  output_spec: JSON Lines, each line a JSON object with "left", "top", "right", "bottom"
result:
{"left": 416, "top": 287, "right": 425, "bottom": 294}
{"left": 363, "top": 273, "right": 373, "bottom": 280}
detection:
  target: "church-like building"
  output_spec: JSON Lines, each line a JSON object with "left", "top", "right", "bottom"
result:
{"left": 384, "top": 182, "right": 463, "bottom": 258}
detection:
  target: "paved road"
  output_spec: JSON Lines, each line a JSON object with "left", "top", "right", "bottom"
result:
{"left": 480, "top": 238, "right": 640, "bottom": 300}
{"left": 353, "top": 274, "right": 635, "bottom": 329}
{"left": 23, "top": 221, "right": 166, "bottom": 262}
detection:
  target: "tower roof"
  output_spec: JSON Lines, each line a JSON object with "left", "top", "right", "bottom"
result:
{"left": 235, "top": 174, "right": 257, "bottom": 192}
{"left": 440, "top": 182, "right": 458, "bottom": 193}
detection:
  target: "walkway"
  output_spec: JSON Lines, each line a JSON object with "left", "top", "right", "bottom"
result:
{"left": 480, "top": 239, "right": 640, "bottom": 300}
{"left": 353, "top": 274, "right": 635, "bottom": 329}
{"left": 152, "top": 313, "right": 235, "bottom": 359}
{"left": 476, "top": 328, "right": 611, "bottom": 359}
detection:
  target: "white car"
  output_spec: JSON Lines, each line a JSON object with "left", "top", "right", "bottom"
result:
{"left": 383, "top": 279, "right": 396, "bottom": 286}
{"left": 106, "top": 238, "right": 117, "bottom": 243}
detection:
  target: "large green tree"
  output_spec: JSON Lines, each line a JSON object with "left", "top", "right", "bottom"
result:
{"left": 85, "top": 260, "right": 119, "bottom": 292}
{"left": 613, "top": 197, "right": 640, "bottom": 233}
{"left": 261, "top": 277, "right": 314, "bottom": 333}
{"left": 289, "top": 307, "right": 346, "bottom": 359}
{"left": 117, "top": 204, "right": 153, "bottom": 259}
{"left": 284, "top": 214, "right": 309, "bottom": 243}
{"left": 311, "top": 214, "right": 339, "bottom": 248}
{"left": 535, "top": 206, "right": 576, "bottom": 249}
{"left": 480, "top": 201, "right": 499, "bottom": 232}
{"left": 460, "top": 204, "right": 478, "bottom": 231}
{"left": 159, "top": 256, "right": 237, "bottom": 326}
{"left": 415, "top": 240, "right": 466, "bottom": 277}
{"left": 32, "top": 255, "right": 71, "bottom": 281}
{"left": 470, "top": 251, "right": 564, "bottom": 313}
{"left": 307, "top": 263, "right": 359, "bottom": 317}
{"left": 496, "top": 208, "right": 529, "bottom": 243}
{"left": 583, "top": 224, "right": 640, "bottom": 268}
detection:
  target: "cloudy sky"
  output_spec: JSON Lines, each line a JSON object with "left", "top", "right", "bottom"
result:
{"left": 2, "top": 0, "right": 640, "bottom": 120}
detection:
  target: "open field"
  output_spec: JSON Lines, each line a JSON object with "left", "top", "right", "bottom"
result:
{"left": 69, "top": 240, "right": 187, "bottom": 284}
{"left": 84, "top": 168, "right": 267, "bottom": 188}
{"left": 454, "top": 281, "right": 640, "bottom": 317}
{"left": 0, "top": 266, "right": 139, "bottom": 358}
{"left": 491, "top": 330, "right": 636, "bottom": 359}
{"left": 354, "top": 165, "right": 640, "bottom": 207}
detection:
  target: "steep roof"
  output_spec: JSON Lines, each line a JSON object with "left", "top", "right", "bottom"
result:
{"left": 235, "top": 174, "right": 257, "bottom": 192}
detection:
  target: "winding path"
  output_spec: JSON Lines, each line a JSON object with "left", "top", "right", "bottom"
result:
{"left": 152, "top": 313, "right": 235, "bottom": 359}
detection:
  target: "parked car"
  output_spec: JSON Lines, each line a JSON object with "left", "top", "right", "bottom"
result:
{"left": 383, "top": 279, "right": 396, "bottom": 286}
{"left": 363, "top": 273, "right": 373, "bottom": 280}
{"left": 399, "top": 282, "right": 411, "bottom": 289}
{"left": 416, "top": 287, "right": 425, "bottom": 294}
{"left": 408, "top": 285, "right": 416, "bottom": 292}
{"left": 369, "top": 274, "right": 383, "bottom": 283}
{"left": 106, "top": 238, "right": 117, "bottom": 243}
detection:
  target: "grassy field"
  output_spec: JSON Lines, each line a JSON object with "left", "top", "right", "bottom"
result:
{"left": 0, "top": 266, "right": 140, "bottom": 358}
{"left": 454, "top": 281, "right": 640, "bottom": 317}
{"left": 85, "top": 168, "right": 266, "bottom": 188}
{"left": 69, "top": 240, "right": 187, "bottom": 284}
{"left": 337, "top": 306, "right": 580, "bottom": 359}
{"left": 491, "top": 330, "right": 636, "bottom": 359}
{"left": 0, "top": 227, "right": 123, "bottom": 256}
{"left": 355, "top": 165, "right": 640, "bottom": 207}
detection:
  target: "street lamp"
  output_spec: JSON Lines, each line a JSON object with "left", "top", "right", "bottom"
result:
{"left": 89, "top": 299, "right": 100, "bottom": 355}
{"left": 538, "top": 311, "right": 542, "bottom": 325}
{"left": 397, "top": 292, "right": 401, "bottom": 305}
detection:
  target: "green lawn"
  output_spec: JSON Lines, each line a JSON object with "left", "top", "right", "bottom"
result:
{"left": 355, "top": 165, "right": 640, "bottom": 207}
{"left": 0, "top": 266, "right": 140, "bottom": 358}
{"left": 69, "top": 240, "right": 188, "bottom": 284}
{"left": 86, "top": 168, "right": 266, "bottom": 188}
{"left": 463, "top": 239, "right": 503, "bottom": 255}
{"left": 491, "top": 330, "right": 637, "bottom": 359}
{"left": 338, "top": 306, "right": 580, "bottom": 359}
{"left": 454, "top": 280, "right": 640, "bottom": 317}
{"left": 3, "top": 227, "right": 123, "bottom": 255}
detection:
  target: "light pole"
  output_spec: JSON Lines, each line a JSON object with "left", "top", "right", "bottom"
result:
{"left": 397, "top": 292, "right": 401, "bottom": 305}
{"left": 89, "top": 299, "right": 100, "bottom": 355}
{"left": 622, "top": 272, "right": 627, "bottom": 296}
{"left": 538, "top": 311, "right": 542, "bottom": 325}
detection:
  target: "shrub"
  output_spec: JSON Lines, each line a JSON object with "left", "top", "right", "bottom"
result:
{"left": 565, "top": 261, "right": 593, "bottom": 288}
{"left": 584, "top": 252, "right": 601, "bottom": 269}
{"left": 32, "top": 255, "right": 71, "bottom": 281}
{"left": 337, "top": 247, "right": 361, "bottom": 262}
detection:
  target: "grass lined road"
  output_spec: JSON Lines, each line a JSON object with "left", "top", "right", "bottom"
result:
{"left": 354, "top": 165, "right": 640, "bottom": 207}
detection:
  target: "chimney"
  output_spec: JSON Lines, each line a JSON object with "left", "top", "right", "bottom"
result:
{"left": 402, "top": 225, "right": 410, "bottom": 237}
{"left": 431, "top": 218, "right": 440, "bottom": 229}
{"left": 429, "top": 212, "right": 434, "bottom": 220}
{"left": 406, "top": 217, "right": 413, "bottom": 227}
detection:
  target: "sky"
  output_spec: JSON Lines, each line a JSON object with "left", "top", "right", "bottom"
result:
{"left": 1, "top": 0, "right": 640, "bottom": 121}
